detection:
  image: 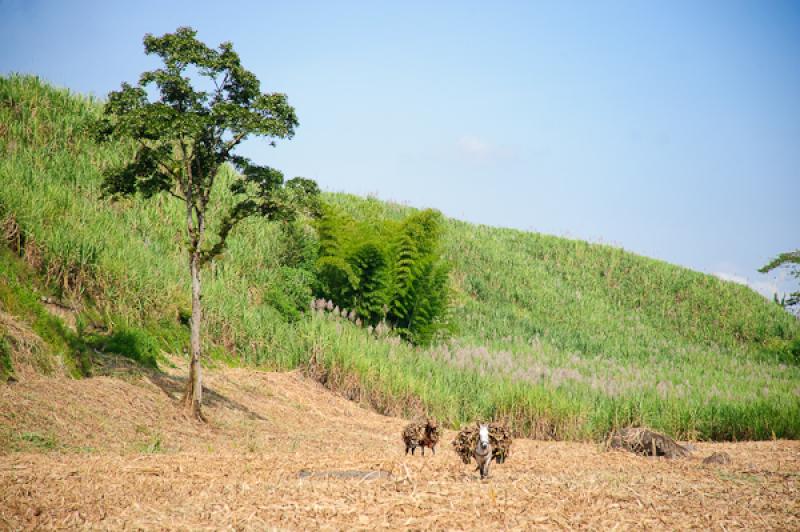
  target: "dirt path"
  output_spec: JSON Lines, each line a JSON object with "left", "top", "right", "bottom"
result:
{"left": 1, "top": 362, "right": 799, "bottom": 529}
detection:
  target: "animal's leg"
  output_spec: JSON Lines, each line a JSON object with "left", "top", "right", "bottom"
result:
{"left": 422, "top": 446, "right": 425, "bottom": 456}
{"left": 432, "top": 445, "right": 436, "bottom": 455}
{"left": 405, "top": 446, "right": 409, "bottom": 455}
{"left": 411, "top": 446, "right": 416, "bottom": 455}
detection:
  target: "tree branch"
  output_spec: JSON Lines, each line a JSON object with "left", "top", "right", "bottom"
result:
{"left": 223, "top": 131, "right": 247, "bottom": 157}
{"left": 135, "top": 137, "right": 184, "bottom": 187}
{"left": 198, "top": 202, "right": 249, "bottom": 266}
{"left": 212, "top": 72, "right": 230, "bottom": 103}
{"left": 759, "top": 250, "right": 800, "bottom": 274}
{"left": 201, "top": 166, "right": 217, "bottom": 209}
{"left": 166, "top": 189, "right": 186, "bottom": 203}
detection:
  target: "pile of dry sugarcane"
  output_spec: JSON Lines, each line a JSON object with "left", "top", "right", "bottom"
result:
{"left": 607, "top": 427, "right": 690, "bottom": 458}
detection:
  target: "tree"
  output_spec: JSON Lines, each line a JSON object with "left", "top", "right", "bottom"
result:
{"left": 95, "top": 27, "right": 319, "bottom": 420}
{"left": 759, "top": 250, "right": 800, "bottom": 314}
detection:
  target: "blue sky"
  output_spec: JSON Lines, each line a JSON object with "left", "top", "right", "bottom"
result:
{"left": 2, "top": 0, "right": 798, "bottom": 298}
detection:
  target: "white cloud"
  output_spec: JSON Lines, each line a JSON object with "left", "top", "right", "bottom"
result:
{"left": 712, "top": 271, "right": 780, "bottom": 300}
{"left": 457, "top": 136, "right": 492, "bottom": 158}
{"left": 455, "top": 135, "right": 515, "bottom": 162}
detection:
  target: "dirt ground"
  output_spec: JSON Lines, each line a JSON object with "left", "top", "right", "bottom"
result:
{"left": 1, "top": 359, "right": 799, "bottom": 530}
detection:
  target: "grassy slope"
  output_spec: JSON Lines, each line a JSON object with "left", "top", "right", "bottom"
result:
{"left": 0, "top": 246, "right": 93, "bottom": 380}
{"left": 1, "top": 74, "right": 798, "bottom": 440}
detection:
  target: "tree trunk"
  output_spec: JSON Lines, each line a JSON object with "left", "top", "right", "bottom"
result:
{"left": 183, "top": 249, "right": 206, "bottom": 421}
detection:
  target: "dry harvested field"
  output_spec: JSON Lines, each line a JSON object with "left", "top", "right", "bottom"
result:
{"left": 1, "top": 360, "right": 799, "bottom": 530}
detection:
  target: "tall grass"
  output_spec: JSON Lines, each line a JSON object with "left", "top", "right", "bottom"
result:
{"left": 1, "top": 74, "right": 799, "bottom": 440}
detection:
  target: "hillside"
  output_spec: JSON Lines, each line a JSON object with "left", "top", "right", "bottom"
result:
{"left": 2, "top": 344, "right": 799, "bottom": 529}
{"left": 1, "top": 74, "right": 799, "bottom": 440}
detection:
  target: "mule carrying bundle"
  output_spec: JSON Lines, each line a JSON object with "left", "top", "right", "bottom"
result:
{"left": 452, "top": 422, "right": 513, "bottom": 464}
{"left": 402, "top": 418, "right": 442, "bottom": 455}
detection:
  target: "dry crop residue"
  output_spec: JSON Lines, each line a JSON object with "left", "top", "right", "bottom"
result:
{"left": 1, "top": 361, "right": 799, "bottom": 530}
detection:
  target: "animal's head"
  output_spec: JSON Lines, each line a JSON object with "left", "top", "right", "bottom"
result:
{"left": 426, "top": 418, "right": 438, "bottom": 432}
{"left": 478, "top": 424, "right": 490, "bottom": 451}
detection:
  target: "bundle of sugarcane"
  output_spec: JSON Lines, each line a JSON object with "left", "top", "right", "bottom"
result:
{"left": 607, "top": 427, "right": 690, "bottom": 458}
{"left": 452, "top": 422, "right": 513, "bottom": 464}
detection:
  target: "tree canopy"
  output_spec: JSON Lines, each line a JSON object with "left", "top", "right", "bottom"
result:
{"left": 97, "top": 26, "right": 319, "bottom": 261}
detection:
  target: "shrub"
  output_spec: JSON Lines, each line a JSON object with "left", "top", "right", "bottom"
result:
{"left": 314, "top": 205, "right": 451, "bottom": 345}
{"left": 89, "top": 326, "right": 159, "bottom": 367}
